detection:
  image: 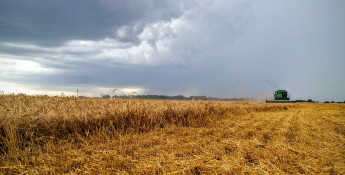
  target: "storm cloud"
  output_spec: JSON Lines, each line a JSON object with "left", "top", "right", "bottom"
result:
{"left": 0, "top": 0, "right": 344, "bottom": 101}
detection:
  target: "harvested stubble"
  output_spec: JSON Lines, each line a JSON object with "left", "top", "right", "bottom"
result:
{"left": 0, "top": 94, "right": 344, "bottom": 174}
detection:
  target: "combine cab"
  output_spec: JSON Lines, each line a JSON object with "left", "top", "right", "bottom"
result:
{"left": 266, "top": 90, "right": 296, "bottom": 103}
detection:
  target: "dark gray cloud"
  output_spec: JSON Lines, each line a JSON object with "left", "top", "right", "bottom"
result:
{"left": 0, "top": 0, "right": 185, "bottom": 45}
{"left": 0, "top": 0, "right": 345, "bottom": 101}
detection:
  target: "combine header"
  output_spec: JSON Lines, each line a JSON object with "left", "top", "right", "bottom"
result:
{"left": 266, "top": 90, "right": 296, "bottom": 103}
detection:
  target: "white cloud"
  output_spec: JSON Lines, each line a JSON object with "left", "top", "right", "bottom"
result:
{"left": 0, "top": 81, "right": 74, "bottom": 96}
{"left": 0, "top": 80, "right": 146, "bottom": 97}
{"left": 0, "top": 17, "right": 186, "bottom": 66}
{"left": 97, "top": 19, "right": 188, "bottom": 65}
{"left": 58, "top": 39, "right": 131, "bottom": 53}
{"left": 97, "top": 40, "right": 156, "bottom": 64}
{"left": 138, "top": 21, "right": 176, "bottom": 41}
{"left": 0, "top": 57, "right": 57, "bottom": 74}
{"left": 116, "top": 26, "right": 129, "bottom": 39}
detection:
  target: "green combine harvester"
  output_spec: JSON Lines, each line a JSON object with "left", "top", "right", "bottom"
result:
{"left": 266, "top": 90, "right": 296, "bottom": 103}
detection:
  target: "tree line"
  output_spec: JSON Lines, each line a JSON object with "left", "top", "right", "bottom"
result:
{"left": 97, "top": 94, "right": 254, "bottom": 101}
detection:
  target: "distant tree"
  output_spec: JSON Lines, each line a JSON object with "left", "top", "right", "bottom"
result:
{"left": 101, "top": 94, "right": 111, "bottom": 99}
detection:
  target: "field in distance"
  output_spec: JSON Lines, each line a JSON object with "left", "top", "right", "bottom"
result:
{"left": 1, "top": 94, "right": 344, "bottom": 174}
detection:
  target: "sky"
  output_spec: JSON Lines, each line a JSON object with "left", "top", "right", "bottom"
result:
{"left": 0, "top": 0, "right": 344, "bottom": 101}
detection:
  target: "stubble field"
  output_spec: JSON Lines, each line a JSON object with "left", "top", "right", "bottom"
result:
{"left": 0, "top": 94, "right": 344, "bottom": 174}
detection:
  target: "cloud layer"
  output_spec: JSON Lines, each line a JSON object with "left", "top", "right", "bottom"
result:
{"left": 1, "top": 0, "right": 345, "bottom": 101}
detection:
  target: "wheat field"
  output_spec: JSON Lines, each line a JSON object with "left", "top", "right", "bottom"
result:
{"left": 0, "top": 94, "right": 344, "bottom": 174}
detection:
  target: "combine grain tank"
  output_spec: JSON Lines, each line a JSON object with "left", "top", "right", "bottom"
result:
{"left": 266, "top": 90, "right": 296, "bottom": 103}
